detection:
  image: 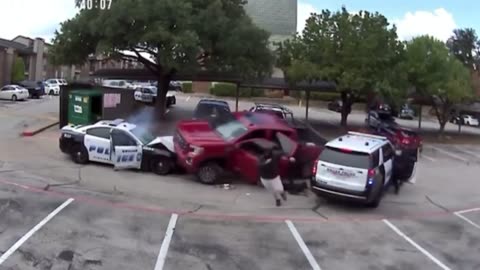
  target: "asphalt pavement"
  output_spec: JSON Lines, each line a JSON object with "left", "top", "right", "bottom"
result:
{"left": 0, "top": 94, "right": 480, "bottom": 269}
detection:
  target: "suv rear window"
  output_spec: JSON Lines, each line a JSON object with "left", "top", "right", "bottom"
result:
{"left": 319, "top": 146, "right": 371, "bottom": 169}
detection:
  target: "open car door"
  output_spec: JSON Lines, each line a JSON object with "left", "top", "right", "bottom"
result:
{"left": 230, "top": 140, "right": 272, "bottom": 184}
{"left": 110, "top": 129, "right": 142, "bottom": 170}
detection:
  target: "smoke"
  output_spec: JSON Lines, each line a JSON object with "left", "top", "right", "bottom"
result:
{"left": 126, "top": 106, "right": 156, "bottom": 125}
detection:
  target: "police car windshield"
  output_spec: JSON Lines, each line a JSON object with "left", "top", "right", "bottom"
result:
{"left": 130, "top": 126, "right": 155, "bottom": 145}
{"left": 320, "top": 147, "right": 371, "bottom": 169}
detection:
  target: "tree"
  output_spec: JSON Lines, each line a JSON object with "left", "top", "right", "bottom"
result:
{"left": 405, "top": 36, "right": 473, "bottom": 133}
{"left": 52, "top": 0, "right": 274, "bottom": 117}
{"left": 446, "top": 28, "right": 478, "bottom": 70}
{"left": 11, "top": 56, "right": 26, "bottom": 82}
{"left": 277, "top": 7, "right": 404, "bottom": 126}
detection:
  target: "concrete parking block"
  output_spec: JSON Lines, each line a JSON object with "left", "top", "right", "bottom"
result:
{"left": 388, "top": 215, "right": 480, "bottom": 270}
{"left": 164, "top": 217, "right": 312, "bottom": 270}
{"left": 1, "top": 200, "right": 171, "bottom": 270}
{"left": 294, "top": 220, "right": 440, "bottom": 270}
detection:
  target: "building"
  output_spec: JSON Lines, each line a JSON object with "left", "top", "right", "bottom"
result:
{"left": 244, "top": 0, "right": 297, "bottom": 45}
{"left": 0, "top": 36, "right": 60, "bottom": 86}
{"left": 192, "top": 0, "right": 298, "bottom": 93}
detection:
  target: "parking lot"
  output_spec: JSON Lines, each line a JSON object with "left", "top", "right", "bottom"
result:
{"left": 0, "top": 94, "right": 480, "bottom": 269}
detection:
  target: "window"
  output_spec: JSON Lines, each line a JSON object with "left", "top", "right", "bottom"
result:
{"left": 214, "top": 120, "right": 248, "bottom": 141}
{"left": 111, "top": 130, "right": 137, "bottom": 146}
{"left": 130, "top": 126, "right": 155, "bottom": 145}
{"left": 1, "top": 86, "right": 13, "bottom": 91}
{"left": 86, "top": 127, "right": 111, "bottom": 139}
{"left": 382, "top": 144, "right": 393, "bottom": 161}
{"left": 319, "top": 147, "right": 371, "bottom": 169}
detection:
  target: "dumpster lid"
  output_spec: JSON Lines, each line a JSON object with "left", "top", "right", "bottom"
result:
{"left": 70, "top": 89, "right": 103, "bottom": 96}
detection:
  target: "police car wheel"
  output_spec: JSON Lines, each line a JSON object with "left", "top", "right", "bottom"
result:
{"left": 197, "top": 162, "right": 222, "bottom": 185}
{"left": 151, "top": 157, "right": 172, "bottom": 175}
{"left": 71, "top": 145, "right": 89, "bottom": 164}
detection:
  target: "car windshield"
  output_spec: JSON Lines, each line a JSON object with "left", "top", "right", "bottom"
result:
{"left": 319, "top": 147, "right": 371, "bottom": 169}
{"left": 214, "top": 120, "right": 248, "bottom": 141}
{"left": 130, "top": 126, "right": 156, "bottom": 145}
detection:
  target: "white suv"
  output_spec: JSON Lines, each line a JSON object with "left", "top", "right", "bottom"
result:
{"left": 311, "top": 132, "right": 397, "bottom": 208}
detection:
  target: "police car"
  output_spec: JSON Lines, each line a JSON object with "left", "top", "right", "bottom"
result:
{"left": 59, "top": 119, "right": 176, "bottom": 175}
{"left": 311, "top": 132, "right": 400, "bottom": 208}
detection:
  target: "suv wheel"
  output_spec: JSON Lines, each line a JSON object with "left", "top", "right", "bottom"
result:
{"left": 150, "top": 157, "right": 173, "bottom": 175}
{"left": 366, "top": 173, "right": 384, "bottom": 208}
{"left": 71, "top": 145, "right": 89, "bottom": 164}
{"left": 49, "top": 90, "right": 54, "bottom": 95}
{"left": 197, "top": 162, "right": 222, "bottom": 185}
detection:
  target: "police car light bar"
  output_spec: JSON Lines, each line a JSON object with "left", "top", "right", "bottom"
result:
{"left": 347, "top": 131, "right": 388, "bottom": 140}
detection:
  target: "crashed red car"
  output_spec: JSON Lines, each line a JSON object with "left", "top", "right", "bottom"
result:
{"left": 173, "top": 111, "right": 323, "bottom": 185}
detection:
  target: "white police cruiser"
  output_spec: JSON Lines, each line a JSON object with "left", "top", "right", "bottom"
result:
{"left": 311, "top": 131, "right": 399, "bottom": 208}
{"left": 59, "top": 119, "right": 175, "bottom": 175}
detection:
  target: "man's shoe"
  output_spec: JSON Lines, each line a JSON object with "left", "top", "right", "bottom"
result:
{"left": 276, "top": 199, "right": 282, "bottom": 207}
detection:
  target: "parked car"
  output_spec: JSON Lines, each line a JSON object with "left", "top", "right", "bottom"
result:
{"left": 0, "top": 85, "right": 30, "bottom": 101}
{"left": 461, "top": 115, "right": 479, "bottom": 126}
{"left": 399, "top": 105, "right": 415, "bottom": 120}
{"left": 45, "top": 78, "right": 67, "bottom": 86}
{"left": 16, "top": 80, "right": 45, "bottom": 99}
{"left": 102, "top": 80, "right": 135, "bottom": 89}
{"left": 365, "top": 110, "right": 397, "bottom": 129}
{"left": 45, "top": 82, "right": 61, "bottom": 95}
{"left": 59, "top": 119, "right": 176, "bottom": 175}
{"left": 193, "top": 99, "right": 231, "bottom": 120}
{"left": 133, "top": 86, "right": 176, "bottom": 107}
{"left": 327, "top": 100, "right": 342, "bottom": 113}
{"left": 311, "top": 131, "right": 398, "bottom": 208}
{"left": 248, "top": 103, "right": 307, "bottom": 133}
{"left": 173, "top": 111, "right": 323, "bottom": 185}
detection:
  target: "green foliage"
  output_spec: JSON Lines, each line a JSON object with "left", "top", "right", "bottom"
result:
{"left": 51, "top": 0, "right": 273, "bottom": 78}
{"left": 182, "top": 82, "right": 192, "bottom": 93}
{"left": 404, "top": 35, "right": 473, "bottom": 131}
{"left": 277, "top": 7, "right": 404, "bottom": 125}
{"left": 51, "top": 0, "right": 274, "bottom": 115}
{"left": 11, "top": 57, "right": 25, "bottom": 82}
{"left": 447, "top": 28, "right": 479, "bottom": 69}
{"left": 210, "top": 83, "right": 263, "bottom": 97}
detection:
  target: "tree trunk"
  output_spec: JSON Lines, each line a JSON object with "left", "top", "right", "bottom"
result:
{"left": 439, "top": 120, "right": 447, "bottom": 134}
{"left": 340, "top": 91, "right": 353, "bottom": 126}
{"left": 155, "top": 75, "right": 171, "bottom": 119}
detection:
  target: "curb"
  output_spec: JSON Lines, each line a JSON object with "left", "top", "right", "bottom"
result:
{"left": 21, "top": 121, "right": 59, "bottom": 137}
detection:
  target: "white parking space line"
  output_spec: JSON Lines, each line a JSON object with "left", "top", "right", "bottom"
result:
{"left": 154, "top": 213, "right": 178, "bottom": 270}
{"left": 285, "top": 220, "right": 321, "bottom": 270}
{"left": 185, "top": 96, "right": 190, "bottom": 102}
{"left": 455, "top": 207, "right": 480, "bottom": 215}
{"left": 454, "top": 212, "right": 480, "bottom": 230}
{"left": 383, "top": 219, "right": 451, "bottom": 270}
{"left": 428, "top": 145, "right": 468, "bottom": 163}
{"left": 0, "top": 198, "right": 74, "bottom": 265}
{"left": 454, "top": 146, "right": 480, "bottom": 159}
{"left": 421, "top": 154, "right": 436, "bottom": 162}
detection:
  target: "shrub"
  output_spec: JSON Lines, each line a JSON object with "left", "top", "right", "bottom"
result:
{"left": 210, "top": 83, "right": 264, "bottom": 97}
{"left": 182, "top": 82, "right": 192, "bottom": 93}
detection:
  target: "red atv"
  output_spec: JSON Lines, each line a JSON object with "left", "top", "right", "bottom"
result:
{"left": 173, "top": 111, "right": 323, "bottom": 185}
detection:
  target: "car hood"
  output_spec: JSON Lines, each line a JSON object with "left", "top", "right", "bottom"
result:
{"left": 177, "top": 121, "right": 225, "bottom": 144}
{"left": 147, "top": 136, "right": 175, "bottom": 152}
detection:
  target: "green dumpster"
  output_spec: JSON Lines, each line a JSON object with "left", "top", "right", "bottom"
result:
{"left": 68, "top": 89, "right": 103, "bottom": 125}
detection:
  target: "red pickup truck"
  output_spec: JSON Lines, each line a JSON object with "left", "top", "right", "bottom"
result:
{"left": 173, "top": 112, "right": 322, "bottom": 184}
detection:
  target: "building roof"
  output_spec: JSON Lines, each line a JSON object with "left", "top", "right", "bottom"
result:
{"left": 0, "top": 37, "right": 33, "bottom": 54}
{"left": 92, "top": 69, "right": 337, "bottom": 92}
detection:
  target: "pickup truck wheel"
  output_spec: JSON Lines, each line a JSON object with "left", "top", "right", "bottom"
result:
{"left": 71, "top": 145, "right": 89, "bottom": 164}
{"left": 150, "top": 157, "right": 173, "bottom": 175}
{"left": 197, "top": 162, "right": 222, "bottom": 185}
